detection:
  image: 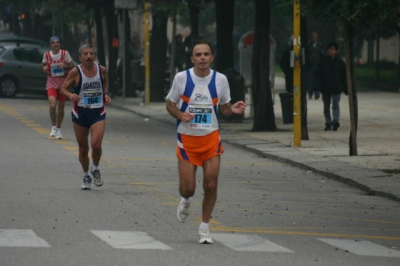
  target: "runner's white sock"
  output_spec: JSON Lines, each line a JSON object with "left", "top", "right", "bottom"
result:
{"left": 199, "top": 222, "right": 209, "bottom": 230}
{"left": 92, "top": 165, "right": 99, "bottom": 171}
{"left": 182, "top": 197, "right": 192, "bottom": 204}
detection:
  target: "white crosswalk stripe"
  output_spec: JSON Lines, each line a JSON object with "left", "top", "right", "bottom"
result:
{"left": 212, "top": 233, "right": 294, "bottom": 252}
{"left": 0, "top": 229, "right": 51, "bottom": 248}
{"left": 317, "top": 238, "right": 400, "bottom": 257}
{"left": 91, "top": 230, "right": 173, "bottom": 250}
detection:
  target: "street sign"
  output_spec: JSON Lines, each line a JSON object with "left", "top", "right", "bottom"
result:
{"left": 115, "top": 0, "right": 138, "bottom": 9}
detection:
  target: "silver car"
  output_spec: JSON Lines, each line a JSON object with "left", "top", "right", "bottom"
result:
{"left": 0, "top": 44, "right": 48, "bottom": 97}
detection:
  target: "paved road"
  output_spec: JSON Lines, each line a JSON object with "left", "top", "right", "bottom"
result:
{"left": 112, "top": 75, "right": 400, "bottom": 201}
{"left": 0, "top": 97, "right": 399, "bottom": 266}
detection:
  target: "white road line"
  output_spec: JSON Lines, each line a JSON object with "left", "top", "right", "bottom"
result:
{"left": 317, "top": 238, "right": 400, "bottom": 257}
{"left": 91, "top": 230, "right": 173, "bottom": 250}
{"left": 212, "top": 233, "right": 294, "bottom": 252}
{"left": 0, "top": 229, "right": 51, "bottom": 247}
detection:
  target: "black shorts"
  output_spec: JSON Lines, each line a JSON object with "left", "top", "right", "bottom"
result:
{"left": 71, "top": 106, "right": 106, "bottom": 128}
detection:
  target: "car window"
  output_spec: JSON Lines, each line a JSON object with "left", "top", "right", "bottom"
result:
{"left": 13, "top": 47, "right": 43, "bottom": 63}
{"left": 0, "top": 47, "right": 5, "bottom": 56}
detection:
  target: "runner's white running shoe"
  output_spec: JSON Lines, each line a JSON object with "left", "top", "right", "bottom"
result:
{"left": 55, "top": 128, "right": 63, "bottom": 139}
{"left": 177, "top": 197, "right": 190, "bottom": 222}
{"left": 49, "top": 127, "right": 57, "bottom": 137}
{"left": 91, "top": 166, "right": 104, "bottom": 187}
{"left": 198, "top": 227, "right": 213, "bottom": 244}
{"left": 81, "top": 175, "right": 92, "bottom": 190}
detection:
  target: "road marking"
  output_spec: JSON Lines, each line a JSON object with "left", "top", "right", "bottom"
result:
{"left": 317, "top": 238, "right": 400, "bottom": 257}
{"left": 212, "top": 233, "right": 294, "bottom": 252}
{"left": 211, "top": 225, "right": 400, "bottom": 241}
{"left": 64, "top": 145, "right": 78, "bottom": 150}
{"left": 91, "top": 230, "right": 173, "bottom": 250}
{"left": 27, "top": 123, "right": 42, "bottom": 127}
{"left": 0, "top": 229, "right": 51, "bottom": 247}
{"left": 32, "top": 127, "right": 50, "bottom": 135}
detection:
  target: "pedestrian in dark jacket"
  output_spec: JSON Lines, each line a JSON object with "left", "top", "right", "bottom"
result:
{"left": 307, "top": 32, "right": 324, "bottom": 100}
{"left": 315, "top": 42, "right": 348, "bottom": 131}
{"left": 279, "top": 44, "right": 293, "bottom": 93}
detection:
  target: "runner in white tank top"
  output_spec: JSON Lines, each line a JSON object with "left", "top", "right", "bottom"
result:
{"left": 60, "top": 44, "right": 111, "bottom": 190}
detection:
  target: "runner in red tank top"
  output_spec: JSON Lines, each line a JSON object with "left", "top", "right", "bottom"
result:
{"left": 41, "top": 36, "right": 75, "bottom": 139}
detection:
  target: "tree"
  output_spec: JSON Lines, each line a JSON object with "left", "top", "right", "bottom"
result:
{"left": 215, "top": 0, "right": 234, "bottom": 72}
{"left": 251, "top": 0, "right": 276, "bottom": 131}
{"left": 300, "top": 15, "right": 309, "bottom": 140}
{"left": 148, "top": 2, "right": 170, "bottom": 102}
{"left": 93, "top": 4, "right": 106, "bottom": 66}
{"left": 303, "top": 0, "right": 400, "bottom": 155}
{"left": 187, "top": 0, "right": 202, "bottom": 40}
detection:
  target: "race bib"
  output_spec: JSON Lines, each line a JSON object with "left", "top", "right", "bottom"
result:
{"left": 83, "top": 92, "right": 103, "bottom": 108}
{"left": 50, "top": 63, "right": 65, "bottom": 77}
{"left": 188, "top": 104, "right": 213, "bottom": 129}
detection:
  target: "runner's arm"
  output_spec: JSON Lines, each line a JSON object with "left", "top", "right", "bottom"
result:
{"left": 60, "top": 68, "right": 80, "bottom": 103}
{"left": 220, "top": 101, "right": 247, "bottom": 116}
{"left": 41, "top": 55, "right": 50, "bottom": 74}
{"left": 166, "top": 100, "right": 194, "bottom": 123}
{"left": 65, "top": 60, "right": 75, "bottom": 70}
{"left": 100, "top": 65, "right": 111, "bottom": 104}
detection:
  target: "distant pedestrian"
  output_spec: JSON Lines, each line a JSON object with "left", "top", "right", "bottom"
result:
{"left": 60, "top": 44, "right": 111, "bottom": 190}
{"left": 174, "top": 34, "right": 186, "bottom": 72}
{"left": 166, "top": 39, "right": 246, "bottom": 244}
{"left": 183, "top": 33, "right": 192, "bottom": 69}
{"left": 41, "top": 36, "right": 74, "bottom": 139}
{"left": 279, "top": 43, "right": 293, "bottom": 93}
{"left": 307, "top": 32, "right": 324, "bottom": 100}
{"left": 316, "top": 42, "right": 347, "bottom": 131}
{"left": 232, "top": 26, "right": 241, "bottom": 71}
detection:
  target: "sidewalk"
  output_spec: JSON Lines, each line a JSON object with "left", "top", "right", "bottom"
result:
{"left": 110, "top": 75, "right": 400, "bottom": 202}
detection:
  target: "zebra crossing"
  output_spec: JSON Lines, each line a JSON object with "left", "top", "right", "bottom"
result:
{"left": 1, "top": 229, "right": 400, "bottom": 257}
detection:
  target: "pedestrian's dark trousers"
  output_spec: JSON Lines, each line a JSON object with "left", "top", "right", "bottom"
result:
{"left": 322, "top": 93, "right": 341, "bottom": 126}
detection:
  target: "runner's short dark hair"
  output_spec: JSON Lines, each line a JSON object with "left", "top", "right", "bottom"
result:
{"left": 326, "top": 42, "right": 338, "bottom": 51}
{"left": 190, "top": 39, "right": 213, "bottom": 55}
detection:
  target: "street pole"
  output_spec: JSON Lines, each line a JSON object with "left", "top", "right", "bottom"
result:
{"left": 122, "top": 10, "right": 126, "bottom": 98}
{"left": 293, "top": 0, "right": 301, "bottom": 146}
{"left": 144, "top": 1, "right": 151, "bottom": 105}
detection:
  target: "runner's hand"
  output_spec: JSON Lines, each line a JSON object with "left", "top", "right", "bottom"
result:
{"left": 231, "top": 101, "right": 247, "bottom": 114}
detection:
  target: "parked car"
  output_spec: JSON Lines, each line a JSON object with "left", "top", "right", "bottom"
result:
{"left": 0, "top": 33, "right": 47, "bottom": 48}
{"left": 0, "top": 44, "right": 49, "bottom": 97}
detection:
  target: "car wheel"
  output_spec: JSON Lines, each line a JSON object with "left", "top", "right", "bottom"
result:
{"left": 0, "top": 77, "right": 18, "bottom": 98}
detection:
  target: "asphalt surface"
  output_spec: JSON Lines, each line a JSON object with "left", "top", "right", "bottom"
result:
{"left": 111, "top": 75, "right": 400, "bottom": 202}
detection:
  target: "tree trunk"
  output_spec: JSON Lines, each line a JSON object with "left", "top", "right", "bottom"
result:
{"left": 188, "top": 0, "right": 200, "bottom": 39}
{"left": 93, "top": 5, "right": 106, "bottom": 66}
{"left": 215, "top": 0, "right": 234, "bottom": 72}
{"left": 149, "top": 9, "right": 169, "bottom": 102}
{"left": 398, "top": 32, "right": 400, "bottom": 75}
{"left": 123, "top": 9, "right": 132, "bottom": 97}
{"left": 102, "top": 1, "right": 119, "bottom": 95}
{"left": 251, "top": 0, "right": 276, "bottom": 132}
{"left": 169, "top": 13, "right": 177, "bottom": 86}
{"left": 375, "top": 26, "right": 380, "bottom": 82}
{"left": 300, "top": 16, "right": 309, "bottom": 140}
{"left": 344, "top": 21, "right": 358, "bottom": 156}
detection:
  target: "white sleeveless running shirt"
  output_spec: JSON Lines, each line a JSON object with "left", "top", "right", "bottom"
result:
{"left": 76, "top": 64, "right": 104, "bottom": 109}
{"left": 166, "top": 68, "right": 231, "bottom": 136}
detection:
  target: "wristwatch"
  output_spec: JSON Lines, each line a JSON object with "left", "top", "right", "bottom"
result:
{"left": 104, "top": 92, "right": 110, "bottom": 96}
